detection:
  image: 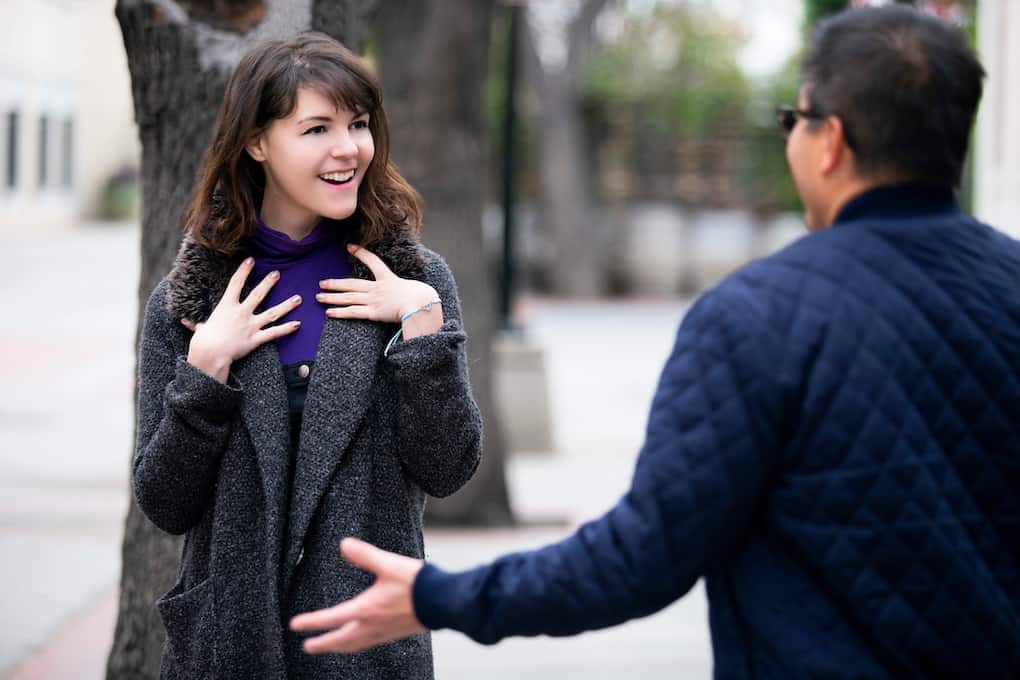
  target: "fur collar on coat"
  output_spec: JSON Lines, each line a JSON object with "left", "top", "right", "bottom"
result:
{"left": 165, "top": 214, "right": 426, "bottom": 323}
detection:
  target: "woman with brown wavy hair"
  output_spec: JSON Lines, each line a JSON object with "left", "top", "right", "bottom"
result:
{"left": 132, "top": 32, "right": 481, "bottom": 679}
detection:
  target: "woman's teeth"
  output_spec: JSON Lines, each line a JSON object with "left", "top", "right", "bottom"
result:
{"left": 320, "top": 170, "right": 355, "bottom": 185}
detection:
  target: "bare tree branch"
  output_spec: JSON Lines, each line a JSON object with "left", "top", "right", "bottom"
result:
{"left": 566, "top": 0, "right": 611, "bottom": 75}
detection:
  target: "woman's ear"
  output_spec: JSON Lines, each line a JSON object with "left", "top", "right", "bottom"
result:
{"left": 246, "top": 134, "right": 267, "bottom": 163}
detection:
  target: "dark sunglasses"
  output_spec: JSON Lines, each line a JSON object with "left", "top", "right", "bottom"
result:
{"left": 776, "top": 104, "right": 858, "bottom": 150}
{"left": 776, "top": 105, "right": 824, "bottom": 137}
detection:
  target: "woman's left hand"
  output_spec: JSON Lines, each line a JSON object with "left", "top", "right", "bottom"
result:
{"left": 317, "top": 245, "right": 443, "bottom": 334}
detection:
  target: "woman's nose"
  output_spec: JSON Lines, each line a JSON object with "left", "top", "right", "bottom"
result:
{"left": 330, "top": 132, "right": 358, "bottom": 158}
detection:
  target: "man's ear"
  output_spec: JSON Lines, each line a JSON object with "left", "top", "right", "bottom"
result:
{"left": 246, "top": 134, "right": 267, "bottom": 163}
{"left": 819, "top": 115, "right": 850, "bottom": 175}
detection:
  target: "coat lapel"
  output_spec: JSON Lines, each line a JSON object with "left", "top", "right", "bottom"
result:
{"left": 281, "top": 314, "right": 389, "bottom": 588}
{"left": 231, "top": 340, "right": 291, "bottom": 546}
{"left": 164, "top": 224, "right": 425, "bottom": 593}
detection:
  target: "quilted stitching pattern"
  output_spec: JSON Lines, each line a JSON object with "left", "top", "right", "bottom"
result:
{"left": 413, "top": 195, "right": 1020, "bottom": 680}
{"left": 718, "top": 211, "right": 1020, "bottom": 677}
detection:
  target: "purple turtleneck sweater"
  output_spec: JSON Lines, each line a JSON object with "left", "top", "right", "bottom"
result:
{"left": 248, "top": 217, "right": 351, "bottom": 365}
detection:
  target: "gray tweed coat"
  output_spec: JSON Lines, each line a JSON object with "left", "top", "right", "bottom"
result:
{"left": 133, "top": 227, "right": 482, "bottom": 680}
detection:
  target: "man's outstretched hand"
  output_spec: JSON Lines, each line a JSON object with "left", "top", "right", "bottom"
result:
{"left": 290, "top": 538, "right": 426, "bottom": 654}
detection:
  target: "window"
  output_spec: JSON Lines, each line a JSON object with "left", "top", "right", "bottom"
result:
{"left": 61, "top": 118, "right": 72, "bottom": 188}
{"left": 38, "top": 114, "right": 48, "bottom": 188}
{"left": 6, "top": 110, "right": 17, "bottom": 189}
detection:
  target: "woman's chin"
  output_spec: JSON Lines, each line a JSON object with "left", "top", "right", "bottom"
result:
{"left": 320, "top": 205, "right": 358, "bottom": 222}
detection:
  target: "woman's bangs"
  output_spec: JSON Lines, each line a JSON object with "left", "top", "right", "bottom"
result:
{"left": 301, "top": 61, "right": 376, "bottom": 116}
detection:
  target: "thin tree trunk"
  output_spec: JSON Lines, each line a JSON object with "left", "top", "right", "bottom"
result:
{"left": 524, "top": 0, "right": 610, "bottom": 297}
{"left": 377, "top": 0, "right": 514, "bottom": 526}
{"left": 107, "top": 2, "right": 375, "bottom": 676}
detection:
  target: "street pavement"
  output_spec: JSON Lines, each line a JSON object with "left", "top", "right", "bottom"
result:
{"left": 0, "top": 223, "right": 712, "bottom": 679}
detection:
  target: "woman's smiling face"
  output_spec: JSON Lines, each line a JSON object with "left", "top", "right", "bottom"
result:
{"left": 247, "top": 87, "right": 375, "bottom": 237}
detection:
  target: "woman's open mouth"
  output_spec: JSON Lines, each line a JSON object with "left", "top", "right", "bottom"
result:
{"left": 319, "top": 169, "right": 356, "bottom": 186}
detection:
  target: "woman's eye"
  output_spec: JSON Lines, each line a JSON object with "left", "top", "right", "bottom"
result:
{"left": 351, "top": 119, "right": 369, "bottom": 130}
{"left": 303, "top": 125, "right": 327, "bottom": 135}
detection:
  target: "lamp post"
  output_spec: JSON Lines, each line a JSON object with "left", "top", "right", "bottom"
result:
{"left": 493, "top": 0, "right": 554, "bottom": 456}
{"left": 500, "top": 1, "right": 521, "bottom": 332}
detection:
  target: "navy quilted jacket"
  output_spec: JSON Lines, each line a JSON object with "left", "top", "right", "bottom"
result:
{"left": 415, "top": 185, "right": 1020, "bottom": 678}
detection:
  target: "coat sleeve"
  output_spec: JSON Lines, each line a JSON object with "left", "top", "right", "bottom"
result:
{"left": 383, "top": 250, "right": 483, "bottom": 498}
{"left": 411, "top": 285, "right": 796, "bottom": 642}
{"left": 132, "top": 279, "right": 242, "bottom": 534}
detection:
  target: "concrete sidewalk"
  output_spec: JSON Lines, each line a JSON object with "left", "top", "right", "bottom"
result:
{"left": 0, "top": 223, "right": 711, "bottom": 679}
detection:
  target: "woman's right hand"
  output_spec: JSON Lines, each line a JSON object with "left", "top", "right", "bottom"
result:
{"left": 182, "top": 257, "right": 302, "bottom": 383}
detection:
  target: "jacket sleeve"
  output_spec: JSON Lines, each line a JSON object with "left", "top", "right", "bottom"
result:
{"left": 132, "top": 280, "right": 242, "bottom": 535}
{"left": 411, "top": 285, "right": 795, "bottom": 642}
{"left": 383, "top": 250, "right": 482, "bottom": 498}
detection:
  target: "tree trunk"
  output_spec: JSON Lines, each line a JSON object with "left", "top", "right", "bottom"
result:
{"left": 376, "top": 0, "right": 514, "bottom": 526}
{"left": 524, "top": 0, "right": 610, "bottom": 297}
{"left": 106, "top": 2, "right": 376, "bottom": 677}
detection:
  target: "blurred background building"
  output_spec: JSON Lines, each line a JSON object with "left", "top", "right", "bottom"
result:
{"left": 0, "top": 0, "right": 139, "bottom": 234}
{"left": 974, "top": 0, "right": 1019, "bottom": 237}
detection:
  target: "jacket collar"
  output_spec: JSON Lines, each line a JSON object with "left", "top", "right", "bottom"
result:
{"left": 833, "top": 183, "right": 958, "bottom": 227}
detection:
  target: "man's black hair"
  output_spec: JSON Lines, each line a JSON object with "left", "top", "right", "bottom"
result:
{"left": 803, "top": 4, "right": 984, "bottom": 189}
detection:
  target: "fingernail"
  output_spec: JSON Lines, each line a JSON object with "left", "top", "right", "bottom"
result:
{"left": 319, "top": 280, "right": 328, "bottom": 287}
{"left": 245, "top": 257, "right": 254, "bottom": 266}
{"left": 271, "top": 270, "right": 280, "bottom": 279}
{"left": 315, "top": 293, "right": 324, "bottom": 299}
{"left": 347, "top": 243, "right": 357, "bottom": 250}
{"left": 292, "top": 295, "right": 301, "bottom": 304}
{"left": 293, "top": 321, "right": 301, "bottom": 327}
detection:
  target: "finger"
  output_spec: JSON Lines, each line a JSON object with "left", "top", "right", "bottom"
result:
{"left": 290, "top": 598, "right": 359, "bottom": 632}
{"left": 254, "top": 295, "right": 302, "bottom": 327}
{"left": 315, "top": 291, "right": 368, "bottom": 307}
{"left": 181, "top": 319, "right": 197, "bottom": 332}
{"left": 242, "top": 270, "right": 281, "bottom": 312}
{"left": 319, "top": 277, "right": 372, "bottom": 292}
{"left": 225, "top": 257, "right": 255, "bottom": 301}
{"left": 254, "top": 320, "right": 301, "bottom": 345}
{"left": 303, "top": 621, "right": 374, "bottom": 655}
{"left": 340, "top": 538, "right": 395, "bottom": 575}
{"left": 348, "top": 244, "right": 392, "bottom": 280}
{"left": 326, "top": 305, "right": 373, "bottom": 319}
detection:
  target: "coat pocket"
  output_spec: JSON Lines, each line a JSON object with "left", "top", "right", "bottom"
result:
{"left": 156, "top": 576, "right": 218, "bottom": 680}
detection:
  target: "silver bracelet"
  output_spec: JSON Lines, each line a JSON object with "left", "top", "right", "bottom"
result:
{"left": 399, "top": 298, "right": 442, "bottom": 323}
{"left": 384, "top": 298, "right": 443, "bottom": 357}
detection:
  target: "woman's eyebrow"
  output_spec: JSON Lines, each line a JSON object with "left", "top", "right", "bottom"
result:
{"left": 296, "top": 110, "right": 369, "bottom": 125}
{"left": 296, "top": 115, "right": 333, "bottom": 126}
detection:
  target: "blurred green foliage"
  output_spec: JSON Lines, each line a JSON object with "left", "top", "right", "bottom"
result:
{"left": 742, "top": 57, "right": 803, "bottom": 214}
{"left": 482, "top": 0, "right": 980, "bottom": 216}
{"left": 582, "top": 2, "right": 803, "bottom": 213}
{"left": 804, "top": 0, "right": 852, "bottom": 32}
{"left": 585, "top": 4, "right": 749, "bottom": 141}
